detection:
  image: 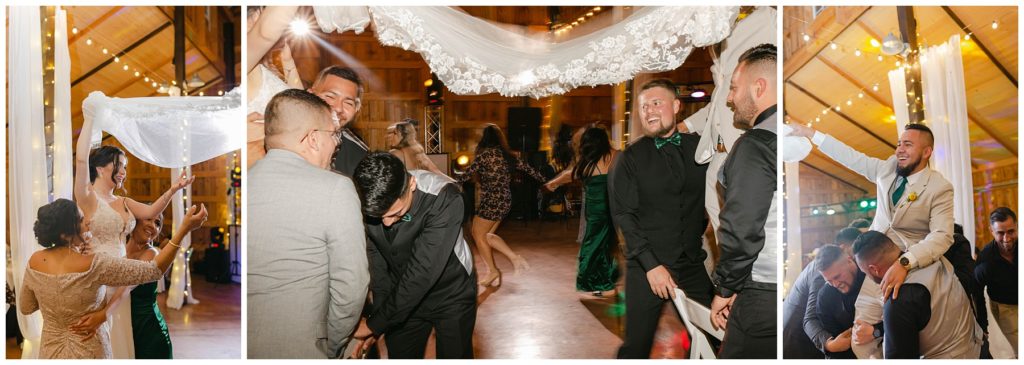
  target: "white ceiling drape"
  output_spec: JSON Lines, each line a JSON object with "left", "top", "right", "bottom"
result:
{"left": 314, "top": 6, "right": 738, "bottom": 98}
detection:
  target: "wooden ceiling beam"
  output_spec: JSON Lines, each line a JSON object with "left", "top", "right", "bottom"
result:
{"left": 784, "top": 6, "right": 872, "bottom": 81}
{"left": 67, "top": 6, "right": 124, "bottom": 44}
{"left": 72, "top": 21, "right": 171, "bottom": 87}
{"left": 788, "top": 81, "right": 896, "bottom": 149}
{"left": 941, "top": 6, "right": 1018, "bottom": 88}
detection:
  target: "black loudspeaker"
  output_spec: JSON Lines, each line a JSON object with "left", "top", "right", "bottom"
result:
{"left": 205, "top": 242, "right": 231, "bottom": 283}
{"left": 507, "top": 107, "right": 542, "bottom": 152}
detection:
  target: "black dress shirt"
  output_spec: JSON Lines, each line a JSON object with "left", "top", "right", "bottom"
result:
{"left": 975, "top": 240, "right": 1018, "bottom": 305}
{"left": 815, "top": 269, "right": 864, "bottom": 359}
{"left": 608, "top": 133, "right": 708, "bottom": 272}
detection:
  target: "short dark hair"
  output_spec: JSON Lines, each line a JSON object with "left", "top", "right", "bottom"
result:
{"left": 314, "top": 66, "right": 364, "bottom": 99}
{"left": 990, "top": 207, "right": 1017, "bottom": 225}
{"left": 904, "top": 123, "right": 934, "bottom": 147}
{"left": 639, "top": 78, "right": 679, "bottom": 97}
{"left": 352, "top": 152, "right": 411, "bottom": 218}
{"left": 835, "top": 227, "right": 862, "bottom": 246}
{"left": 815, "top": 244, "right": 847, "bottom": 272}
{"left": 264, "top": 89, "right": 332, "bottom": 137}
{"left": 34, "top": 199, "right": 82, "bottom": 248}
{"left": 848, "top": 218, "right": 871, "bottom": 229}
{"left": 89, "top": 145, "right": 126, "bottom": 184}
{"left": 852, "top": 230, "right": 897, "bottom": 262}
{"left": 737, "top": 43, "right": 777, "bottom": 77}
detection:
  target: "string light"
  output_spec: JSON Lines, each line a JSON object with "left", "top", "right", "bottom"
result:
{"left": 991, "top": 20, "right": 998, "bottom": 30}
{"left": 69, "top": 19, "right": 172, "bottom": 94}
{"left": 854, "top": 48, "right": 862, "bottom": 57}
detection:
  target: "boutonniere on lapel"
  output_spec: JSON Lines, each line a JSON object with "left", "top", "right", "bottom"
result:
{"left": 907, "top": 192, "right": 919, "bottom": 202}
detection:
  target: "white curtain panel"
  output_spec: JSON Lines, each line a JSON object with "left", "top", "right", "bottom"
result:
{"left": 166, "top": 166, "right": 195, "bottom": 310}
{"left": 82, "top": 89, "right": 243, "bottom": 169}
{"left": 888, "top": 67, "right": 910, "bottom": 133}
{"left": 921, "top": 35, "right": 975, "bottom": 247}
{"left": 314, "top": 6, "right": 738, "bottom": 98}
{"left": 53, "top": 7, "right": 73, "bottom": 200}
{"left": 8, "top": 6, "right": 47, "bottom": 359}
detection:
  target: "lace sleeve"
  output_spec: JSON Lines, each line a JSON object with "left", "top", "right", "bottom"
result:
{"left": 18, "top": 274, "right": 39, "bottom": 315}
{"left": 515, "top": 157, "right": 547, "bottom": 183}
{"left": 93, "top": 255, "right": 163, "bottom": 287}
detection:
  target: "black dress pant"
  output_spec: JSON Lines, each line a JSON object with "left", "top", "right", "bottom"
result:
{"left": 617, "top": 261, "right": 713, "bottom": 359}
{"left": 384, "top": 303, "right": 476, "bottom": 359}
{"left": 720, "top": 287, "right": 777, "bottom": 359}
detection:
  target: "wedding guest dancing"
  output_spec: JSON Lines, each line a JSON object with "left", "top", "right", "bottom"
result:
{"left": 456, "top": 124, "right": 547, "bottom": 287}
{"left": 307, "top": 65, "right": 368, "bottom": 177}
{"left": 853, "top": 231, "right": 982, "bottom": 359}
{"left": 19, "top": 199, "right": 206, "bottom": 359}
{"left": 126, "top": 213, "right": 173, "bottom": 358}
{"left": 73, "top": 110, "right": 194, "bottom": 359}
{"left": 386, "top": 118, "right": 447, "bottom": 176}
{"left": 976, "top": 207, "right": 1018, "bottom": 358}
{"left": 350, "top": 152, "right": 477, "bottom": 359}
{"left": 609, "top": 79, "right": 712, "bottom": 359}
{"left": 545, "top": 127, "right": 620, "bottom": 297}
{"left": 711, "top": 43, "right": 778, "bottom": 359}
{"left": 247, "top": 89, "right": 369, "bottom": 358}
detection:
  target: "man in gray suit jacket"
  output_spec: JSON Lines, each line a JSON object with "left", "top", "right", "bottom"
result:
{"left": 247, "top": 89, "right": 369, "bottom": 358}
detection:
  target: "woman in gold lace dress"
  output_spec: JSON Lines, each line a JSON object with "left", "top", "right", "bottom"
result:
{"left": 19, "top": 199, "right": 207, "bottom": 359}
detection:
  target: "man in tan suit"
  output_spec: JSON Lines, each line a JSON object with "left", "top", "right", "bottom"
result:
{"left": 789, "top": 122, "right": 954, "bottom": 358}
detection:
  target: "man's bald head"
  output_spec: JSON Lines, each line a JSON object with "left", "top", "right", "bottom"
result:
{"left": 264, "top": 89, "right": 334, "bottom": 149}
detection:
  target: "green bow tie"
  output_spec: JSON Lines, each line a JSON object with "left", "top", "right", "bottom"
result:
{"left": 655, "top": 133, "right": 682, "bottom": 149}
{"left": 401, "top": 213, "right": 412, "bottom": 222}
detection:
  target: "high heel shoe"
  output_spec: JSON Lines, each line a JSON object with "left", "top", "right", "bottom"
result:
{"left": 478, "top": 270, "right": 502, "bottom": 287}
{"left": 512, "top": 255, "right": 530, "bottom": 275}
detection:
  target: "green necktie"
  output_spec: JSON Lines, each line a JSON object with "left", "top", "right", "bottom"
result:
{"left": 891, "top": 177, "right": 907, "bottom": 206}
{"left": 655, "top": 133, "right": 682, "bottom": 149}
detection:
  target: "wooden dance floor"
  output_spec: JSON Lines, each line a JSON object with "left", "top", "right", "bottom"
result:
{"left": 6, "top": 278, "right": 241, "bottom": 359}
{"left": 407, "top": 217, "right": 692, "bottom": 359}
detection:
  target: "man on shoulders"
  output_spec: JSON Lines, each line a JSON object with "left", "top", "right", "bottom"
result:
{"left": 308, "top": 65, "right": 368, "bottom": 177}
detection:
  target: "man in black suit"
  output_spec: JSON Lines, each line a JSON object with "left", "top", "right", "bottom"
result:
{"left": 308, "top": 65, "right": 369, "bottom": 177}
{"left": 349, "top": 152, "right": 477, "bottom": 359}
{"left": 610, "top": 78, "right": 712, "bottom": 359}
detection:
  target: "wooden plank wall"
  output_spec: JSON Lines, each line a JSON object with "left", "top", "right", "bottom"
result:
{"left": 797, "top": 165, "right": 874, "bottom": 261}
{"left": 973, "top": 161, "right": 1018, "bottom": 248}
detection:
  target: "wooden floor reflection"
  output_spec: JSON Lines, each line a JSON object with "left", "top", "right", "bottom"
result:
{"left": 7, "top": 276, "right": 240, "bottom": 359}
{"left": 384, "top": 217, "right": 692, "bottom": 359}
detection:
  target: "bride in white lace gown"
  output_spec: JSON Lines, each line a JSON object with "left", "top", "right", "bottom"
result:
{"left": 246, "top": 6, "right": 305, "bottom": 167}
{"left": 73, "top": 115, "right": 194, "bottom": 359}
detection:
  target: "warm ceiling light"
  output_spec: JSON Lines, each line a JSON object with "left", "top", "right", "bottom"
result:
{"left": 71, "top": 27, "right": 78, "bottom": 34}
{"left": 86, "top": 38, "right": 93, "bottom": 45}
{"left": 134, "top": 71, "right": 140, "bottom": 77}
{"left": 881, "top": 32, "right": 906, "bottom": 55}
{"left": 803, "top": 33, "right": 810, "bottom": 42}
{"left": 992, "top": 20, "right": 998, "bottom": 30}
{"left": 102, "top": 48, "right": 108, "bottom": 54}
{"left": 870, "top": 38, "right": 881, "bottom": 48}
{"left": 690, "top": 89, "right": 706, "bottom": 98}
{"left": 114, "top": 56, "right": 119, "bottom": 63}
{"left": 854, "top": 48, "right": 862, "bottom": 57}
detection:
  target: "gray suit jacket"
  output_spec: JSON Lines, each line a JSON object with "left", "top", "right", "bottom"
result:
{"left": 247, "top": 149, "right": 369, "bottom": 359}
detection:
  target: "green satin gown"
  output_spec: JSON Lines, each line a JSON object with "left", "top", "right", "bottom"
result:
{"left": 576, "top": 174, "right": 620, "bottom": 292}
{"left": 130, "top": 281, "right": 173, "bottom": 359}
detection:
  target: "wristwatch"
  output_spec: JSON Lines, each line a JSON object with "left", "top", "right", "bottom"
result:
{"left": 873, "top": 326, "right": 883, "bottom": 339}
{"left": 899, "top": 255, "right": 912, "bottom": 270}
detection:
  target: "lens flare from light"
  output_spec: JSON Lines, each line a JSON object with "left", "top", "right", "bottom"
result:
{"left": 290, "top": 19, "right": 310, "bottom": 36}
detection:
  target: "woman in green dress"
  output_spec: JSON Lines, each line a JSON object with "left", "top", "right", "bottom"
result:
{"left": 546, "top": 126, "right": 620, "bottom": 297}
{"left": 126, "top": 213, "right": 173, "bottom": 358}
